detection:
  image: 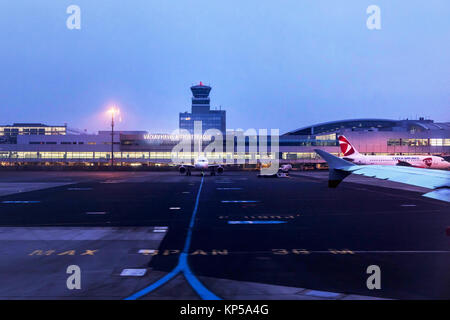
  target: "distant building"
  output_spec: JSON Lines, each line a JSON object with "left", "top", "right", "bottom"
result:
{"left": 179, "top": 82, "right": 226, "bottom": 134}
{"left": 281, "top": 118, "right": 450, "bottom": 161}
{"left": 0, "top": 118, "right": 448, "bottom": 166}
{"left": 0, "top": 123, "right": 66, "bottom": 144}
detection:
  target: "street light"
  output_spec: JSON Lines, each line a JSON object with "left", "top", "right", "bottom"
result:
{"left": 108, "top": 107, "right": 120, "bottom": 168}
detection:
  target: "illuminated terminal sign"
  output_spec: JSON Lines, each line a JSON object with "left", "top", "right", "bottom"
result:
{"left": 143, "top": 134, "right": 213, "bottom": 141}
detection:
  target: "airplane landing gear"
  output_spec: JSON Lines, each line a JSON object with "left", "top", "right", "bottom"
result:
{"left": 186, "top": 170, "right": 191, "bottom": 176}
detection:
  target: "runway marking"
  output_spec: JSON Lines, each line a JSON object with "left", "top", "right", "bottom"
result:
{"left": 348, "top": 250, "right": 450, "bottom": 254}
{"left": 101, "top": 180, "right": 126, "bottom": 184}
{"left": 162, "top": 249, "right": 181, "bottom": 255}
{"left": 29, "top": 249, "right": 99, "bottom": 256}
{"left": 272, "top": 249, "right": 311, "bottom": 255}
{"left": 400, "top": 204, "right": 417, "bottom": 207}
{"left": 216, "top": 188, "right": 243, "bottom": 190}
{"left": 120, "top": 269, "right": 147, "bottom": 277}
{"left": 329, "top": 249, "right": 355, "bottom": 255}
{"left": 58, "top": 250, "right": 76, "bottom": 256}
{"left": 228, "top": 221, "right": 287, "bottom": 224}
{"left": 86, "top": 211, "right": 107, "bottom": 215}
{"left": 221, "top": 200, "right": 259, "bottom": 203}
{"left": 169, "top": 207, "right": 181, "bottom": 210}
{"left": 121, "top": 248, "right": 450, "bottom": 257}
{"left": 2, "top": 200, "right": 40, "bottom": 204}
{"left": 137, "top": 249, "right": 228, "bottom": 256}
{"left": 153, "top": 226, "right": 168, "bottom": 233}
{"left": 182, "top": 191, "right": 191, "bottom": 194}
{"left": 67, "top": 188, "right": 93, "bottom": 191}
{"left": 29, "top": 250, "right": 55, "bottom": 256}
{"left": 271, "top": 249, "right": 450, "bottom": 255}
{"left": 219, "top": 215, "right": 296, "bottom": 220}
{"left": 81, "top": 250, "right": 98, "bottom": 256}
{"left": 138, "top": 249, "right": 156, "bottom": 255}
{"left": 125, "top": 175, "right": 221, "bottom": 300}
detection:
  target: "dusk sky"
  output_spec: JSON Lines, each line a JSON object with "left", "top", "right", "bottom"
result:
{"left": 0, "top": 1, "right": 449, "bottom": 133}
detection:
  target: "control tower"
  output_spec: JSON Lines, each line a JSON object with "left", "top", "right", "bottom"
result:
{"left": 179, "top": 82, "right": 226, "bottom": 134}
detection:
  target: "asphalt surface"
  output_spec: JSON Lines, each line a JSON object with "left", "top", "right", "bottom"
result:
{"left": 0, "top": 171, "right": 448, "bottom": 299}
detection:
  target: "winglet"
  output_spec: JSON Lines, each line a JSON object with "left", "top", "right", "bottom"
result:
{"left": 314, "top": 149, "right": 356, "bottom": 188}
{"left": 314, "top": 149, "right": 355, "bottom": 170}
{"left": 423, "top": 188, "right": 450, "bottom": 202}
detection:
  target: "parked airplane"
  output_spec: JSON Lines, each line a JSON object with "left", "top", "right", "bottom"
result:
{"left": 338, "top": 135, "right": 450, "bottom": 169}
{"left": 178, "top": 138, "right": 225, "bottom": 176}
{"left": 315, "top": 149, "right": 450, "bottom": 202}
{"left": 179, "top": 155, "right": 224, "bottom": 176}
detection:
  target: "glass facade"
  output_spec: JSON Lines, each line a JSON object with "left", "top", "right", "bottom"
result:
{"left": 0, "top": 123, "right": 66, "bottom": 144}
{"left": 179, "top": 111, "right": 226, "bottom": 134}
{"left": 0, "top": 124, "right": 66, "bottom": 136}
{"left": 387, "top": 138, "right": 450, "bottom": 147}
{"left": 0, "top": 151, "right": 274, "bottom": 162}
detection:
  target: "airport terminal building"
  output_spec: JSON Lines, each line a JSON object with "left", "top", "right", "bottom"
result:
{"left": 0, "top": 118, "right": 449, "bottom": 167}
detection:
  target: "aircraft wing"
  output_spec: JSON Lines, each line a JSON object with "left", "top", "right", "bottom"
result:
{"left": 314, "top": 149, "right": 450, "bottom": 202}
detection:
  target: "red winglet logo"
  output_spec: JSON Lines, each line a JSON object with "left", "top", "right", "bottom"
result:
{"left": 338, "top": 136, "right": 356, "bottom": 156}
{"left": 423, "top": 157, "right": 432, "bottom": 167}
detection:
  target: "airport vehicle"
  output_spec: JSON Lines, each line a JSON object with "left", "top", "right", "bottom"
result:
{"left": 338, "top": 135, "right": 450, "bottom": 169}
{"left": 279, "top": 164, "right": 293, "bottom": 173}
{"left": 315, "top": 149, "right": 450, "bottom": 202}
{"left": 179, "top": 155, "right": 224, "bottom": 176}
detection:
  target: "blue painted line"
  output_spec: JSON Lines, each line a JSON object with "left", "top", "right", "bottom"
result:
{"left": 304, "top": 290, "right": 342, "bottom": 298}
{"left": 123, "top": 265, "right": 181, "bottom": 300}
{"left": 180, "top": 253, "right": 220, "bottom": 300}
{"left": 2, "top": 201, "right": 40, "bottom": 204}
{"left": 182, "top": 176, "right": 204, "bottom": 253}
{"left": 125, "top": 176, "right": 221, "bottom": 300}
{"left": 179, "top": 177, "right": 220, "bottom": 299}
{"left": 228, "top": 221, "right": 287, "bottom": 224}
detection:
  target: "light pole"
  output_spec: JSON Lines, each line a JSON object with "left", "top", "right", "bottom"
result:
{"left": 109, "top": 107, "right": 119, "bottom": 169}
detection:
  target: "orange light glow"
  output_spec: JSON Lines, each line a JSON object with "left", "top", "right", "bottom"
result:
{"left": 108, "top": 106, "right": 120, "bottom": 117}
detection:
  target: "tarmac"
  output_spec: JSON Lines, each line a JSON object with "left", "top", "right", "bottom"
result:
{"left": 0, "top": 170, "right": 448, "bottom": 299}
